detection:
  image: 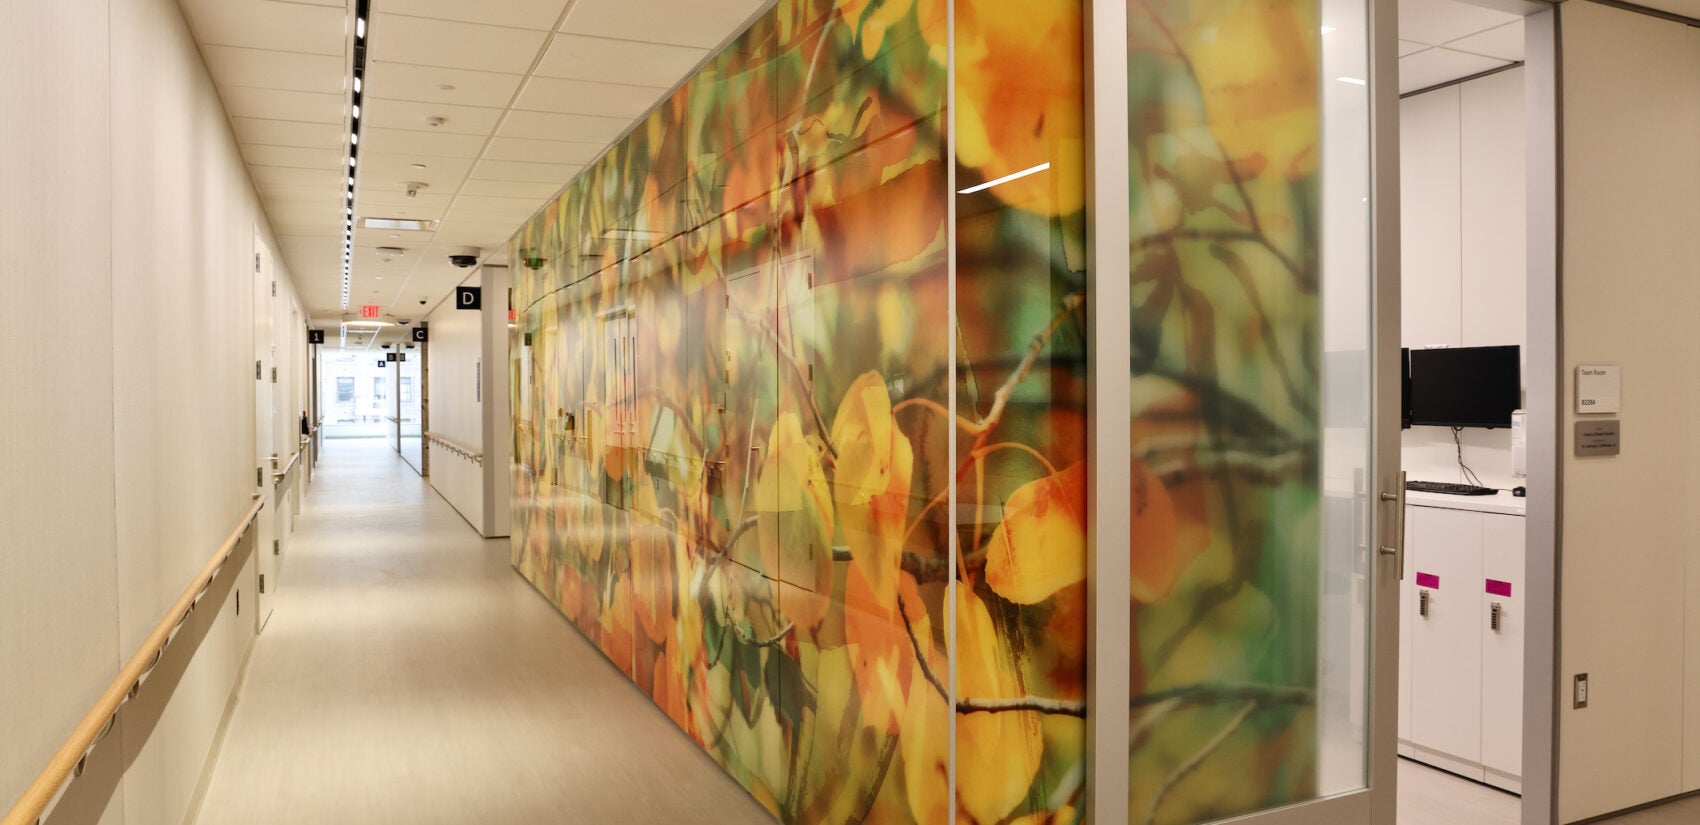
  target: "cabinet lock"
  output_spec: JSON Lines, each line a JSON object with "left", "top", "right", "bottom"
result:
{"left": 1418, "top": 589, "right": 1431, "bottom": 619}
{"left": 1490, "top": 601, "right": 1503, "bottom": 632}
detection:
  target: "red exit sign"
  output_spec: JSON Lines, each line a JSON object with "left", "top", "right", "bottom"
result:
{"left": 359, "top": 304, "right": 380, "bottom": 319}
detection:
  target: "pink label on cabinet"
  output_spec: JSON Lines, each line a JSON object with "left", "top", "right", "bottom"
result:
{"left": 1416, "top": 572, "right": 1440, "bottom": 589}
{"left": 1486, "top": 579, "right": 1512, "bottom": 597}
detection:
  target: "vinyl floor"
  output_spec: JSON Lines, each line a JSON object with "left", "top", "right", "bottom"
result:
{"left": 194, "top": 439, "right": 772, "bottom": 825}
{"left": 195, "top": 440, "right": 1700, "bottom": 825}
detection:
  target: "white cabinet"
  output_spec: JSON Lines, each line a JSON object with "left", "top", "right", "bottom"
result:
{"left": 1398, "top": 496, "right": 1525, "bottom": 793}
{"left": 1481, "top": 514, "right": 1526, "bottom": 792}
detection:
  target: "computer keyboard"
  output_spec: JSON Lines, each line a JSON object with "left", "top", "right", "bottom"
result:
{"left": 1405, "top": 480, "right": 1498, "bottom": 496}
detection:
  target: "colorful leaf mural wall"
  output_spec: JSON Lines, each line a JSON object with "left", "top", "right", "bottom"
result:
{"left": 508, "top": 0, "right": 1325, "bottom": 822}
{"left": 1125, "top": 1, "right": 1324, "bottom": 823}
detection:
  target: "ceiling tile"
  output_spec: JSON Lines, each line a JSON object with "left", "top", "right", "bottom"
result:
{"left": 378, "top": 0, "right": 569, "bottom": 31}
{"left": 560, "top": 0, "right": 768, "bottom": 49}
{"left": 459, "top": 178, "right": 566, "bottom": 199}
{"left": 1637, "top": 0, "right": 1700, "bottom": 16}
{"left": 258, "top": 181, "right": 343, "bottom": 202}
{"left": 497, "top": 109, "right": 631, "bottom": 144}
{"left": 362, "top": 61, "right": 525, "bottom": 108}
{"left": 368, "top": 13, "right": 548, "bottom": 75}
{"left": 1398, "top": 0, "right": 1519, "bottom": 46}
{"left": 1399, "top": 47, "right": 1509, "bottom": 94}
{"left": 534, "top": 35, "right": 705, "bottom": 87}
{"left": 356, "top": 151, "right": 476, "bottom": 189}
{"left": 471, "top": 158, "right": 582, "bottom": 184}
{"left": 355, "top": 202, "right": 445, "bottom": 223}
{"left": 361, "top": 126, "right": 488, "bottom": 158}
{"left": 220, "top": 86, "right": 345, "bottom": 124}
{"left": 1446, "top": 19, "right": 1524, "bottom": 61}
{"left": 433, "top": 220, "right": 532, "bottom": 246}
{"left": 243, "top": 143, "right": 343, "bottom": 169}
{"left": 232, "top": 117, "right": 345, "bottom": 149}
{"left": 354, "top": 223, "right": 435, "bottom": 239}
{"left": 359, "top": 189, "right": 457, "bottom": 211}
{"left": 202, "top": 45, "right": 345, "bottom": 94}
{"left": 483, "top": 136, "right": 605, "bottom": 165}
{"left": 512, "top": 76, "right": 667, "bottom": 119}
{"left": 363, "top": 97, "right": 503, "bottom": 135}
{"left": 250, "top": 166, "right": 345, "bottom": 187}
{"left": 180, "top": 0, "right": 346, "bottom": 56}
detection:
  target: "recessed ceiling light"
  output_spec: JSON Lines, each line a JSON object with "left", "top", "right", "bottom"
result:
{"left": 409, "top": 163, "right": 427, "bottom": 171}
{"left": 361, "top": 217, "right": 435, "bottom": 231}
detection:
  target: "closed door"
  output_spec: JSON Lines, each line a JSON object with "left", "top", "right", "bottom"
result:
{"left": 252, "top": 229, "right": 276, "bottom": 630}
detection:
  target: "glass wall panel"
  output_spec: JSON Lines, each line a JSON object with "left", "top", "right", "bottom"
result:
{"left": 511, "top": 0, "right": 950, "bottom": 820}
{"left": 952, "top": 0, "right": 1089, "bottom": 823}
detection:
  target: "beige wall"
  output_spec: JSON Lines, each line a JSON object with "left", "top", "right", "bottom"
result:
{"left": 0, "top": 0, "right": 123, "bottom": 812}
{"left": 1558, "top": 2, "right": 1700, "bottom": 821}
{"left": 425, "top": 270, "right": 487, "bottom": 532}
{"left": 424, "top": 265, "right": 511, "bottom": 538}
{"left": 0, "top": 0, "right": 309, "bottom": 823}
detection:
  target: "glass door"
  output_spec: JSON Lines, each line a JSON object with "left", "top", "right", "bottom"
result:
{"left": 1092, "top": 0, "right": 1398, "bottom": 822}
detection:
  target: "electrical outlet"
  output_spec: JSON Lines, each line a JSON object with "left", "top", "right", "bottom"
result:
{"left": 1574, "top": 673, "right": 1589, "bottom": 709}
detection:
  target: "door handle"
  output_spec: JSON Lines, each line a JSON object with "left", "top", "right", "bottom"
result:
{"left": 1379, "top": 470, "right": 1406, "bottom": 580}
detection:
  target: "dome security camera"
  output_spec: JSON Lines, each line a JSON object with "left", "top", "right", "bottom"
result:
{"left": 449, "top": 246, "right": 481, "bottom": 269}
{"left": 397, "top": 319, "right": 412, "bottom": 326}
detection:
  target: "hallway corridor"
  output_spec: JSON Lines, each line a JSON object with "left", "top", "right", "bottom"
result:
{"left": 194, "top": 439, "right": 770, "bottom": 825}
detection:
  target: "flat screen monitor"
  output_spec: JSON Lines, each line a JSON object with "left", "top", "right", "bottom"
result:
{"left": 1407, "top": 345, "right": 1521, "bottom": 428}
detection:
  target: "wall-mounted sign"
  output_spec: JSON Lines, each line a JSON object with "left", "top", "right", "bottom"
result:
{"left": 1575, "top": 365, "right": 1621, "bottom": 414}
{"left": 377, "top": 359, "right": 386, "bottom": 367}
{"left": 397, "top": 353, "right": 406, "bottom": 362}
{"left": 456, "top": 286, "right": 482, "bottom": 310}
{"left": 308, "top": 329, "right": 325, "bottom": 344}
{"left": 411, "top": 326, "right": 428, "bottom": 342}
{"left": 1575, "top": 419, "right": 1621, "bottom": 457}
{"left": 360, "top": 304, "right": 381, "bottom": 319}
{"left": 386, "top": 352, "right": 398, "bottom": 362}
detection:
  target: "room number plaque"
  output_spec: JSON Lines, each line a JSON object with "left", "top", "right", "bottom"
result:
{"left": 1575, "top": 419, "right": 1621, "bottom": 457}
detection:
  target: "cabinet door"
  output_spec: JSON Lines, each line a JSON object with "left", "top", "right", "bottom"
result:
{"left": 1481, "top": 514, "right": 1526, "bottom": 790}
{"left": 1409, "top": 505, "right": 1485, "bottom": 776}
{"left": 1399, "top": 507, "right": 1416, "bottom": 753}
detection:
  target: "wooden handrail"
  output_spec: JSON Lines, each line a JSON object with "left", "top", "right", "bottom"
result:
{"left": 1, "top": 496, "right": 265, "bottom": 825}
{"left": 424, "top": 431, "right": 482, "bottom": 464}
{"left": 272, "top": 450, "right": 302, "bottom": 487}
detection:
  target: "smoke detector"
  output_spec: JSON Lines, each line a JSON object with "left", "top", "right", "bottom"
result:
{"left": 424, "top": 115, "right": 446, "bottom": 128}
{"left": 404, "top": 181, "right": 429, "bottom": 200}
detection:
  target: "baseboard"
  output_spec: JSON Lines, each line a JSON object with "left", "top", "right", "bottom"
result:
{"left": 178, "top": 631, "right": 260, "bottom": 825}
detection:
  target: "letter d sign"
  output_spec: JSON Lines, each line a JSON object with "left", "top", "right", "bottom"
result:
{"left": 455, "top": 286, "right": 482, "bottom": 310}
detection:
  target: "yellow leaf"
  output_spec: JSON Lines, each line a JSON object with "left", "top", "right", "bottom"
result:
{"left": 984, "top": 460, "right": 1087, "bottom": 605}
{"left": 831, "top": 372, "right": 915, "bottom": 608}
{"left": 956, "top": 588, "right": 1043, "bottom": 823}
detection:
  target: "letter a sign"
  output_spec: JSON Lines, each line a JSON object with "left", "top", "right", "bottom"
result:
{"left": 456, "top": 286, "right": 482, "bottom": 310}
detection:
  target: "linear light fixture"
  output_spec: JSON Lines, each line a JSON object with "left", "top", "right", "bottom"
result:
{"left": 340, "top": 0, "right": 371, "bottom": 314}
{"left": 957, "top": 162, "right": 1051, "bottom": 195}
